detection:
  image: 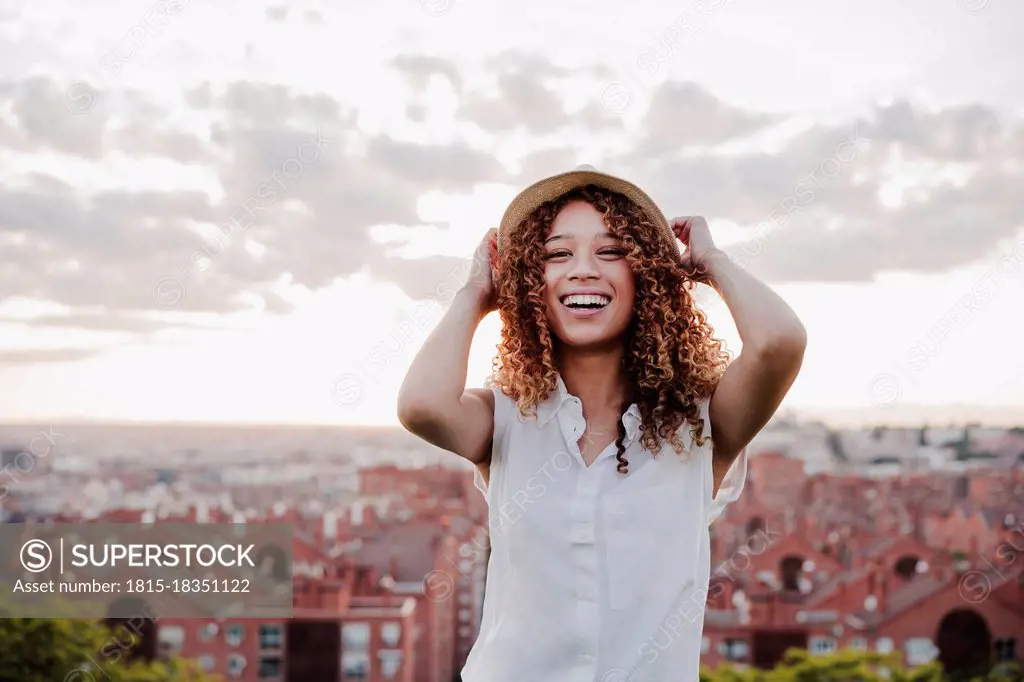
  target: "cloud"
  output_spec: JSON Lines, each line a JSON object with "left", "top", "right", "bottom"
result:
{"left": 0, "top": 312, "right": 248, "bottom": 334}
{"left": 619, "top": 113, "right": 878, "bottom": 218}
{"left": 871, "top": 99, "right": 1004, "bottom": 161}
{"left": 187, "top": 80, "right": 344, "bottom": 127}
{"left": 454, "top": 50, "right": 603, "bottom": 135}
{"left": 0, "top": 77, "right": 212, "bottom": 162}
{"left": 391, "top": 55, "right": 465, "bottom": 93}
{"left": 365, "top": 136, "right": 507, "bottom": 189}
{"left": 637, "top": 81, "right": 780, "bottom": 148}
{"left": 1, "top": 75, "right": 515, "bottom": 326}
{"left": 0, "top": 178, "right": 226, "bottom": 312}
{"left": 368, "top": 252, "right": 468, "bottom": 302}
{"left": 620, "top": 96, "right": 1024, "bottom": 282}
{"left": 0, "top": 76, "right": 108, "bottom": 158}
{"left": 515, "top": 147, "right": 583, "bottom": 184}
{"left": 0, "top": 348, "right": 104, "bottom": 365}
{"left": 395, "top": 51, "right": 621, "bottom": 136}
{"left": 265, "top": 6, "right": 288, "bottom": 22}
{"left": 109, "top": 121, "right": 213, "bottom": 163}
{"left": 737, "top": 167, "right": 1024, "bottom": 283}
{"left": 263, "top": 6, "right": 320, "bottom": 23}
{"left": 459, "top": 70, "right": 570, "bottom": 135}
{"left": 2, "top": 53, "right": 1023, "bottom": 343}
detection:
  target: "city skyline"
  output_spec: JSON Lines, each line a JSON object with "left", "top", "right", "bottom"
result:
{"left": 2, "top": 0, "right": 1024, "bottom": 426}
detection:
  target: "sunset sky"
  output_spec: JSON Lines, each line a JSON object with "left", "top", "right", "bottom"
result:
{"left": 1, "top": 0, "right": 1023, "bottom": 426}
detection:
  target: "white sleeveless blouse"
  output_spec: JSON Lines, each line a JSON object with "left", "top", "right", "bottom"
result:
{"left": 463, "top": 376, "right": 748, "bottom": 682}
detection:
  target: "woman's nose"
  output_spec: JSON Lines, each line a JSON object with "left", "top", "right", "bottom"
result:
{"left": 567, "top": 254, "right": 600, "bottom": 281}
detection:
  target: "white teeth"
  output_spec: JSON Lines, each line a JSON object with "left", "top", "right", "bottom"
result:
{"left": 563, "top": 294, "right": 611, "bottom": 307}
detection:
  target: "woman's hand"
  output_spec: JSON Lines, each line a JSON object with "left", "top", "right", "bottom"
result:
{"left": 462, "top": 228, "right": 499, "bottom": 313}
{"left": 670, "top": 216, "right": 725, "bottom": 284}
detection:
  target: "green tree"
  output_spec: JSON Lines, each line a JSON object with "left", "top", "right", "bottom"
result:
{"left": 760, "top": 648, "right": 897, "bottom": 682}
{"left": 706, "top": 649, "right": 924, "bottom": 682}
{"left": 704, "top": 649, "right": 1023, "bottom": 682}
{"left": 0, "top": 618, "right": 217, "bottom": 682}
{"left": 975, "top": 661, "right": 1024, "bottom": 682}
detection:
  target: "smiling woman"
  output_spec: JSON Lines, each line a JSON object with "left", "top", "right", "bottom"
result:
{"left": 397, "top": 167, "right": 806, "bottom": 681}
{"left": 494, "top": 182, "right": 731, "bottom": 476}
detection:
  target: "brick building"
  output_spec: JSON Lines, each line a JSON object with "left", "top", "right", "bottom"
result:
{"left": 27, "top": 449, "right": 1021, "bottom": 678}
{"left": 697, "top": 453, "right": 1024, "bottom": 671}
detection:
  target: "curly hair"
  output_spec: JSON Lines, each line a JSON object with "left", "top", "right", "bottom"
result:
{"left": 488, "top": 185, "right": 731, "bottom": 472}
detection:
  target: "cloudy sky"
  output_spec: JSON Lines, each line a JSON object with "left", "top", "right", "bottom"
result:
{"left": 1, "top": 0, "right": 1023, "bottom": 426}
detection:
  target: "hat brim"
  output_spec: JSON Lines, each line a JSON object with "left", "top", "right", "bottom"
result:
{"left": 497, "top": 169, "right": 675, "bottom": 252}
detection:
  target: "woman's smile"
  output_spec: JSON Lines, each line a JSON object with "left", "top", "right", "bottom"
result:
{"left": 559, "top": 291, "right": 613, "bottom": 319}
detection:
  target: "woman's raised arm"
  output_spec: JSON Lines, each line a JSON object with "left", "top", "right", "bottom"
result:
{"left": 396, "top": 230, "right": 500, "bottom": 465}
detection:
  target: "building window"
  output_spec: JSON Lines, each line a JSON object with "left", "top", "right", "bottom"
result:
{"left": 458, "top": 592, "right": 471, "bottom": 605}
{"left": 378, "top": 650, "right": 403, "bottom": 679}
{"left": 719, "top": 639, "right": 749, "bottom": 662}
{"left": 197, "top": 623, "right": 218, "bottom": 642}
{"left": 381, "top": 622, "right": 401, "bottom": 647}
{"left": 701, "top": 637, "right": 710, "bottom": 654}
{"left": 342, "top": 653, "right": 370, "bottom": 680}
{"left": 459, "top": 559, "right": 473, "bottom": 573}
{"left": 458, "top": 625, "right": 472, "bottom": 637}
{"left": 226, "top": 624, "right": 245, "bottom": 647}
{"left": 342, "top": 622, "right": 371, "bottom": 679}
{"left": 995, "top": 638, "right": 1017, "bottom": 661}
{"left": 779, "top": 556, "right": 804, "bottom": 591}
{"left": 955, "top": 475, "right": 969, "bottom": 498}
{"left": 227, "top": 654, "right": 246, "bottom": 679}
{"left": 458, "top": 608, "right": 471, "bottom": 622}
{"left": 904, "top": 638, "right": 938, "bottom": 665}
{"left": 157, "top": 625, "right": 185, "bottom": 656}
{"left": 876, "top": 638, "right": 894, "bottom": 653}
{"left": 342, "top": 622, "right": 371, "bottom": 651}
{"left": 259, "top": 624, "right": 283, "bottom": 649}
{"left": 849, "top": 637, "right": 868, "bottom": 651}
{"left": 809, "top": 637, "right": 837, "bottom": 654}
{"left": 197, "top": 655, "right": 215, "bottom": 672}
{"left": 258, "top": 656, "right": 283, "bottom": 679}
{"left": 894, "top": 555, "right": 920, "bottom": 580}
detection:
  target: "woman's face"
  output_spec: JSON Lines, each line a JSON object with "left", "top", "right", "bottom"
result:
{"left": 542, "top": 200, "right": 636, "bottom": 349}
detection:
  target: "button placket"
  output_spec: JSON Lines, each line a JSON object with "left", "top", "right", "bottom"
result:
{"left": 569, "top": 469, "right": 600, "bottom": 671}
{"left": 603, "top": 493, "right": 653, "bottom": 610}
{"left": 558, "top": 408, "right": 588, "bottom": 468}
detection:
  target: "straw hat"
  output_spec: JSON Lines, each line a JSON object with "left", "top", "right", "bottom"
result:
{"left": 497, "top": 165, "right": 676, "bottom": 252}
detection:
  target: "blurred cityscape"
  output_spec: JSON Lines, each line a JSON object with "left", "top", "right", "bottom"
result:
{"left": 1, "top": 414, "right": 1022, "bottom": 681}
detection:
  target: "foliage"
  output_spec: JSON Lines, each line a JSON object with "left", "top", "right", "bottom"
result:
{"left": 702, "top": 649, "right": 1022, "bottom": 682}
{"left": 974, "top": 661, "right": 1024, "bottom": 682}
{"left": 0, "top": 618, "right": 218, "bottom": 682}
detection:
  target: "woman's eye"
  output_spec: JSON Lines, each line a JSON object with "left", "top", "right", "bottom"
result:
{"left": 599, "top": 248, "right": 626, "bottom": 257}
{"left": 543, "top": 251, "right": 571, "bottom": 261}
